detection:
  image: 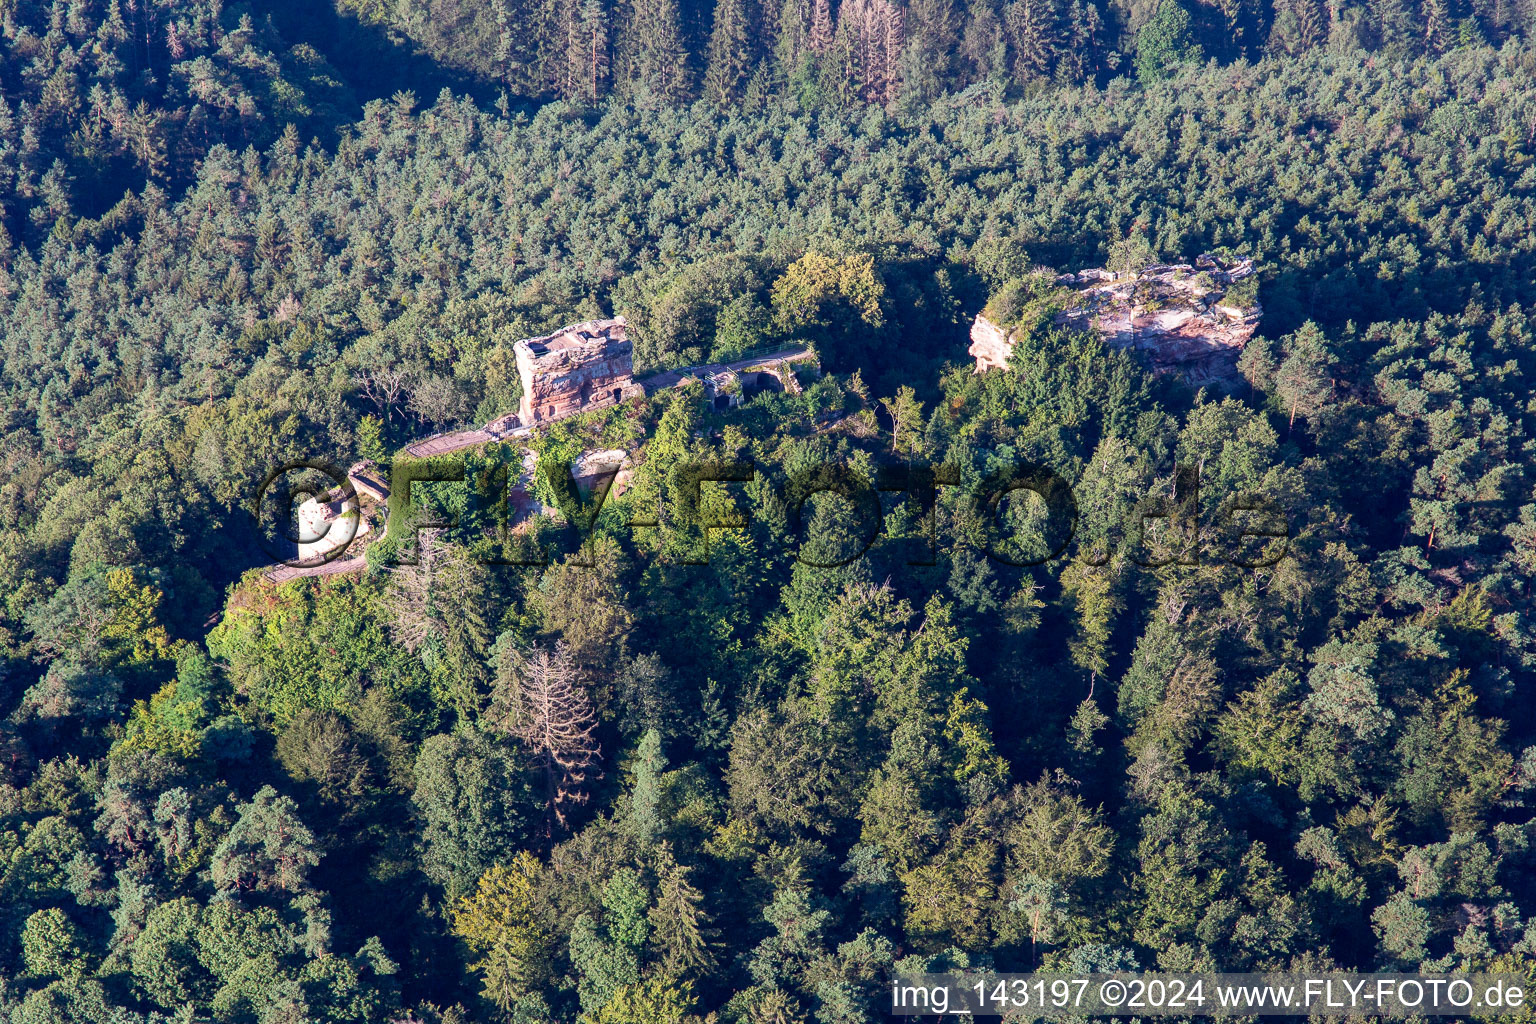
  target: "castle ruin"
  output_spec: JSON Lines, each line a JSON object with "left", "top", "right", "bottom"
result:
{"left": 515, "top": 317, "right": 641, "bottom": 425}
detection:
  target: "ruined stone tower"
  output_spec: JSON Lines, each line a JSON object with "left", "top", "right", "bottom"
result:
{"left": 514, "top": 317, "right": 640, "bottom": 425}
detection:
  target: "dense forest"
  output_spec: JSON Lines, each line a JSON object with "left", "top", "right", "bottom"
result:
{"left": 5, "top": 0, "right": 1536, "bottom": 1021}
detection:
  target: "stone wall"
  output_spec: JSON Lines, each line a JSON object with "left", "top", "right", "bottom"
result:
{"left": 515, "top": 317, "right": 641, "bottom": 425}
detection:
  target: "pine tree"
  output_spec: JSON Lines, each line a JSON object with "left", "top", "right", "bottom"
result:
{"left": 1292, "top": 0, "right": 1329, "bottom": 48}
{"left": 624, "top": 0, "right": 694, "bottom": 101}
{"left": 901, "top": 0, "right": 962, "bottom": 96}
{"left": 1008, "top": 875, "right": 1070, "bottom": 963}
{"left": 776, "top": 0, "right": 812, "bottom": 73}
{"left": 1060, "top": 563, "right": 1123, "bottom": 686}
{"left": 1005, "top": 0, "right": 1058, "bottom": 83}
{"left": 495, "top": 0, "right": 553, "bottom": 94}
{"left": 1056, "top": 0, "right": 1102, "bottom": 80}
{"left": 1273, "top": 321, "right": 1337, "bottom": 427}
{"left": 559, "top": 0, "right": 612, "bottom": 102}
{"left": 706, "top": 0, "right": 755, "bottom": 104}
{"left": 210, "top": 786, "right": 321, "bottom": 895}
{"left": 1421, "top": 0, "right": 1451, "bottom": 49}
{"left": 1369, "top": 0, "right": 1417, "bottom": 46}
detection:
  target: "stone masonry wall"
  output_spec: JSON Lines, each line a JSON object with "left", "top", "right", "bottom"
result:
{"left": 515, "top": 317, "right": 640, "bottom": 425}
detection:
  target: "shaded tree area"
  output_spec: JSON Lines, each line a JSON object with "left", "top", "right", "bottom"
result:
{"left": 7, "top": 0, "right": 1536, "bottom": 235}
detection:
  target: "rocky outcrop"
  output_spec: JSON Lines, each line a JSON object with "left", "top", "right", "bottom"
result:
{"left": 1053, "top": 254, "right": 1260, "bottom": 386}
{"left": 968, "top": 255, "right": 1260, "bottom": 386}
{"left": 573, "top": 449, "right": 634, "bottom": 499}
{"left": 968, "top": 315, "right": 1017, "bottom": 373}
{"left": 516, "top": 317, "right": 643, "bottom": 425}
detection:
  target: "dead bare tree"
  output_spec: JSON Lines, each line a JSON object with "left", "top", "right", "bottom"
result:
{"left": 810, "top": 0, "right": 834, "bottom": 51}
{"left": 839, "top": 0, "right": 904, "bottom": 103}
{"left": 489, "top": 643, "right": 599, "bottom": 832}
{"left": 355, "top": 365, "right": 410, "bottom": 424}
{"left": 384, "top": 529, "right": 446, "bottom": 653}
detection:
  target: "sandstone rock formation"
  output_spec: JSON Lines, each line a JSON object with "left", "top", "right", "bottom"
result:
{"left": 573, "top": 449, "right": 634, "bottom": 499}
{"left": 1054, "top": 254, "right": 1261, "bottom": 385}
{"left": 515, "top": 317, "right": 642, "bottom": 425}
{"left": 968, "top": 315, "right": 1016, "bottom": 372}
{"left": 968, "top": 254, "right": 1261, "bottom": 386}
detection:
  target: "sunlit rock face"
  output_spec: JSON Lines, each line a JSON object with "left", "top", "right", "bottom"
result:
{"left": 1054, "top": 255, "right": 1261, "bottom": 386}
{"left": 968, "top": 314, "right": 1017, "bottom": 373}
{"left": 969, "top": 255, "right": 1261, "bottom": 387}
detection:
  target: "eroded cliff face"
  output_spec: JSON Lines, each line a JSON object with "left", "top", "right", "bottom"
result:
{"left": 968, "top": 314, "right": 1017, "bottom": 372}
{"left": 969, "top": 255, "right": 1261, "bottom": 386}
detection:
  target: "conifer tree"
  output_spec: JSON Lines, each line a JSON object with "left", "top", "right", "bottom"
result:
{"left": 649, "top": 844, "right": 715, "bottom": 973}
{"left": 1369, "top": 0, "right": 1417, "bottom": 46}
{"left": 776, "top": 0, "right": 812, "bottom": 72}
{"left": 1213, "top": 0, "right": 1251, "bottom": 51}
{"left": 1005, "top": 0, "right": 1058, "bottom": 82}
{"left": 1273, "top": 321, "right": 1337, "bottom": 427}
{"left": 1269, "top": 0, "right": 1327, "bottom": 51}
{"left": 1060, "top": 563, "right": 1123, "bottom": 686}
{"left": 1056, "top": 0, "right": 1102, "bottom": 79}
{"left": 1421, "top": 0, "right": 1452, "bottom": 49}
{"left": 706, "top": 0, "right": 756, "bottom": 104}
{"left": 629, "top": 728, "right": 666, "bottom": 842}
{"left": 901, "top": 0, "right": 962, "bottom": 96}
{"left": 1132, "top": 0, "right": 1202, "bottom": 79}
{"left": 210, "top": 786, "right": 321, "bottom": 896}
{"left": 495, "top": 0, "right": 554, "bottom": 94}
{"left": 624, "top": 0, "right": 694, "bottom": 101}
{"left": 561, "top": 0, "right": 612, "bottom": 102}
